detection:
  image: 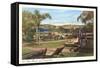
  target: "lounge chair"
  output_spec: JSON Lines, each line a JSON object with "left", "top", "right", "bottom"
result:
{"left": 46, "top": 45, "right": 65, "bottom": 57}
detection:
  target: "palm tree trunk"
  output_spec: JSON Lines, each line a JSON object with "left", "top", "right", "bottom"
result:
{"left": 37, "top": 26, "right": 40, "bottom": 45}
{"left": 36, "top": 26, "right": 40, "bottom": 45}
{"left": 36, "top": 27, "right": 38, "bottom": 45}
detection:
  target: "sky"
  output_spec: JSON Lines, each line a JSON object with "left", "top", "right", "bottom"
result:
{"left": 23, "top": 7, "right": 84, "bottom": 26}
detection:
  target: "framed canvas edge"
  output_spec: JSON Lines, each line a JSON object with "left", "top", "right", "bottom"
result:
{"left": 11, "top": 2, "right": 98, "bottom": 66}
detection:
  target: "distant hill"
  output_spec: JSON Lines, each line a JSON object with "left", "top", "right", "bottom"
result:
{"left": 40, "top": 24, "right": 84, "bottom": 29}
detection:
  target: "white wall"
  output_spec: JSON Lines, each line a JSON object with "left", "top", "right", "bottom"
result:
{"left": 0, "top": 0, "right": 99, "bottom": 68}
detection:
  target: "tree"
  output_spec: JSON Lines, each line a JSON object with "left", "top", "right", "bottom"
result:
{"left": 77, "top": 11, "right": 94, "bottom": 24}
{"left": 77, "top": 11, "right": 94, "bottom": 51}
{"left": 77, "top": 11, "right": 94, "bottom": 32}
{"left": 22, "top": 11, "right": 36, "bottom": 42}
{"left": 32, "top": 10, "right": 52, "bottom": 45}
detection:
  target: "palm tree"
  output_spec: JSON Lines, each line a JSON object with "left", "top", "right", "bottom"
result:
{"left": 32, "top": 10, "right": 52, "bottom": 45}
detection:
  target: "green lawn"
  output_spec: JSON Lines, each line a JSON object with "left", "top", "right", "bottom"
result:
{"left": 22, "top": 47, "right": 33, "bottom": 55}
{"left": 24, "top": 40, "right": 66, "bottom": 48}
{"left": 22, "top": 40, "right": 93, "bottom": 59}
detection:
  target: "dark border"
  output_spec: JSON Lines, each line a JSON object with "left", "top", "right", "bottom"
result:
{"left": 11, "top": 2, "right": 98, "bottom": 66}
{"left": 11, "top": 3, "right": 19, "bottom": 65}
